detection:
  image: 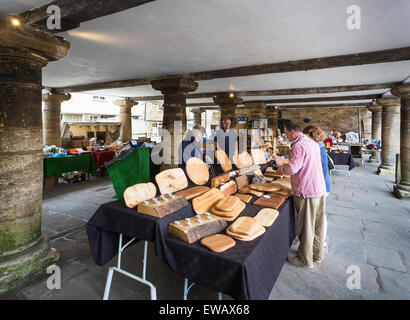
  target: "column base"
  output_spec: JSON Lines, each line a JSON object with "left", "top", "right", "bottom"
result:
{"left": 369, "top": 156, "right": 380, "bottom": 163}
{"left": 394, "top": 182, "right": 410, "bottom": 199}
{"left": 377, "top": 164, "right": 395, "bottom": 176}
{"left": 0, "top": 236, "right": 59, "bottom": 293}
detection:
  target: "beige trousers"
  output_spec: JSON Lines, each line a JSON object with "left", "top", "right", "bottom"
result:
{"left": 294, "top": 194, "right": 326, "bottom": 266}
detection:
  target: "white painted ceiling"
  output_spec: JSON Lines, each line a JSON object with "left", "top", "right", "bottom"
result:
{"left": 2, "top": 0, "right": 410, "bottom": 101}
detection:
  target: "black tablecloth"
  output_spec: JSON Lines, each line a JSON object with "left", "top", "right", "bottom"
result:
{"left": 328, "top": 152, "right": 355, "bottom": 170}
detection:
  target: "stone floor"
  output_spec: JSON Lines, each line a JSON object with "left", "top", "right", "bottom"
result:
{"left": 1, "top": 160, "right": 409, "bottom": 300}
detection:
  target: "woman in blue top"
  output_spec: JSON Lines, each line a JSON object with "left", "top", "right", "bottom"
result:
{"left": 303, "top": 125, "right": 331, "bottom": 246}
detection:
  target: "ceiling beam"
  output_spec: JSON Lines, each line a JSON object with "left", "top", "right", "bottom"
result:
{"left": 20, "top": 0, "right": 156, "bottom": 33}
{"left": 51, "top": 46, "right": 410, "bottom": 93}
{"left": 270, "top": 103, "right": 372, "bottom": 109}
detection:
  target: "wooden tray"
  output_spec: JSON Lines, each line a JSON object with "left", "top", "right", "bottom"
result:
{"left": 174, "top": 186, "right": 210, "bottom": 200}
{"left": 226, "top": 223, "right": 265, "bottom": 241}
{"left": 186, "top": 157, "right": 209, "bottom": 185}
{"left": 235, "top": 175, "right": 248, "bottom": 190}
{"left": 268, "top": 187, "right": 292, "bottom": 198}
{"left": 211, "top": 200, "right": 246, "bottom": 221}
{"left": 235, "top": 193, "right": 252, "bottom": 203}
{"left": 253, "top": 195, "right": 285, "bottom": 210}
{"left": 238, "top": 186, "right": 264, "bottom": 197}
{"left": 213, "top": 196, "right": 241, "bottom": 212}
{"left": 200, "top": 234, "right": 236, "bottom": 253}
{"left": 271, "top": 176, "right": 291, "bottom": 189}
{"left": 219, "top": 180, "right": 237, "bottom": 197}
{"left": 155, "top": 168, "right": 188, "bottom": 195}
{"left": 235, "top": 165, "right": 261, "bottom": 176}
{"left": 229, "top": 216, "right": 262, "bottom": 236}
{"left": 233, "top": 151, "right": 253, "bottom": 169}
{"left": 137, "top": 195, "right": 189, "bottom": 218}
{"left": 169, "top": 214, "right": 227, "bottom": 244}
{"left": 215, "top": 149, "right": 232, "bottom": 172}
{"left": 254, "top": 208, "right": 279, "bottom": 227}
{"left": 249, "top": 183, "right": 283, "bottom": 192}
{"left": 192, "top": 188, "right": 225, "bottom": 215}
{"left": 123, "top": 182, "right": 157, "bottom": 208}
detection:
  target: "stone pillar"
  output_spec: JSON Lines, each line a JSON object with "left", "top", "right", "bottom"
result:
{"left": 191, "top": 108, "right": 204, "bottom": 126}
{"left": 213, "top": 92, "right": 243, "bottom": 129}
{"left": 114, "top": 98, "right": 138, "bottom": 142}
{"left": 0, "top": 19, "right": 69, "bottom": 292}
{"left": 367, "top": 105, "right": 382, "bottom": 163}
{"left": 151, "top": 78, "right": 198, "bottom": 170}
{"left": 244, "top": 101, "right": 267, "bottom": 121}
{"left": 267, "top": 106, "right": 279, "bottom": 134}
{"left": 42, "top": 92, "right": 71, "bottom": 147}
{"left": 391, "top": 84, "right": 410, "bottom": 199}
{"left": 376, "top": 97, "right": 401, "bottom": 176}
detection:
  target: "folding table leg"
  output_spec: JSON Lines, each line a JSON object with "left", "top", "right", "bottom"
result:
{"left": 183, "top": 278, "right": 196, "bottom": 300}
{"left": 103, "top": 267, "right": 114, "bottom": 300}
{"left": 218, "top": 292, "right": 223, "bottom": 300}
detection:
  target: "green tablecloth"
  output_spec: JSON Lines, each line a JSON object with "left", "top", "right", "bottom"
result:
{"left": 107, "top": 147, "right": 150, "bottom": 199}
{"left": 43, "top": 154, "right": 97, "bottom": 178}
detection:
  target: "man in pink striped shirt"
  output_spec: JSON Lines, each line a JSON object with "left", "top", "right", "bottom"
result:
{"left": 275, "top": 122, "right": 326, "bottom": 268}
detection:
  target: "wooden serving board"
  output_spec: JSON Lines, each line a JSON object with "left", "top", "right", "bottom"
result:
{"left": 235, "top": 175, "right": 248, "bottom": 190}
{"left": 271, "top": 176, "right": 291, "bottom": 189}
{"left": 226, "top": 223, "right": 265, "bottom": 241}
{"left": 169, "top": 214, "right": 227, "bottom": 244}
{"left": 219, "top": 180, "right": 237, "bottom": 197}
{"left": 253, "top": 195, "right": 285, "bottom": 210}
{"left": 229, "top": 216, "right": 262, "bottom": 236}
{"left": 269, "top": 187, "right": 292, "bottom": 198}
{"left": 186, "top": 157, "right": 209, "bottom": 185}
{"left": 235, "top": 193, "right": 252, "bottom": 203}
{"left": 254, "top": 208, "right": 279, "bottom": 227}
{"left": 211, "top": 173, "right": 231, "bottom": 188}
{"left": 251, "top": 148, "right": 267, "bottom": 165}
{"left": 174, "top": 186, "right": 210, "bottom": 200}
{"left": 213, "top": 196, "right": 241, "bottom": 212}
{"left": 215, "top": 149, "right": 232, "bottom": 172}
{"left": 233, "top": 151, "right": 253, "bottom": 169}
{"left": 238, "top": 186, "right": 264, "bottom": 197}
{"left": 155, "top": 168, "right": 188, "bottom": 195}
{"left": 137, "top": 195, "right": 189, "bottom": 218}
{"left": 200, "top": 234, "right": 236, "bottom": 253}
{"left": 123, "top": 182, "right": 157, "bottom": 208}
{"left": 211, "top": 200, "right": 246, "bottom": 221}
{"left": 249, "top": 183, "right": 283, "bottom": 192}
{"left": 192, "top": 188, "right": 225, "bottom": 215}
{"left": 235, "top": 165, "right": 261, "bottom": 176}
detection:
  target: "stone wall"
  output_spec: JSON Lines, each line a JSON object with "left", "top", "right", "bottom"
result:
{"left": 279, "top": 107, "right": 372, "bottom": 138}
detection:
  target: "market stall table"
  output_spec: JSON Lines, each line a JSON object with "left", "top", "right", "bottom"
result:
{"left": 328, "top": 150, "right": 355, "bottom": 176}
{"left": 43, "top": 153, "right": 97, "bottom": 179}
{"left": 91, "top": 150, "right": 115, "bottom": 168}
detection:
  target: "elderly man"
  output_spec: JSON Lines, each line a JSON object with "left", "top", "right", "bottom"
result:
{"left": 275, "top": 122, "right": 326, "bottom": 268}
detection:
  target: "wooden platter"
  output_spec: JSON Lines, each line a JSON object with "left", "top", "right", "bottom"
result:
{"left": 169, "top": 213, "right": 227, "bottom": 244}
{"left": 155, "top": 168, "right": 188, "bottom": 195}
{"left": 123, "top": 182, "right": 157, "bottom": 208}
{"left": 235, "top": 193, "right": 253, "bottom": 203}
{"left": 213, "top": 196, "right": 241, "bottom": 212}
{"left": 215, "top": 149, "right": 232, "bottom": 172}
{"left": 200, "top": 234, "right": 236, "bottom": 253}
{"left": 249, "top": 183, "right": 283, "bottom": 192}
{"left": 219, "top": 180, "right": 237, "bottom": 197}
{"left": 233, "top": 151, "right": 253, "bottom": 169}
{"left": 192, "top": 188, "right": 225, "bottom": 215}
{"left": 174, "top": 186, "right": 210, "bottom": 200}
{"left": 229, "top": 216, "right": 262, "bottom": 236}
{"left": 226, "top": 223, "right": 265, "bottom": 241}
{"left": 210, "top": 199, "right": 246, "bottom": 221}
{"left": 238, "top": 186, "right": 264, "bottom": 197}
{"left": 185, "top": 157, "right": 209, "bottom": 185}
{"left": 253, "top": 195, "right": 285, "bottom": 210}
{"left": 269, "top": 187, "right": 292, "bottom": 198}
{"left": 254, "top": 208, "right": 279, "bottom": 227}
{"left": 235, "top": 175, "right": 248, "bottom": 190}
{"left": 251, "top": 148, "right": 267, "bottom": 165}
{"left": 271, "top": 176, "right": 291, "bottom": 189}
{"left": 137, "top": 194, "right": 189, "bottom": 218}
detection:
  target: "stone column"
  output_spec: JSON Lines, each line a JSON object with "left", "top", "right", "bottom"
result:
{"left": 376, "top": 97, "right": 401, "bottom": 176}
{"left": 151, "top": 78, "right": 198, "bottom": 170}
{"left": 42, "top": 92, "right": 71, "bottom": 147}
{"left": 213, "top": 92, "right": 243, "bottom": 129}
{"left": 0, "top": 19, "right": 69, "bottom": 293}
{"left": 267, "top": 106, "right": 279, "bottom": 134}
{"left": 114, "top": 98, "right": 138, "bottom": 142}
{"left": 367, "top": 105, "right": 382, "bottom": 163}
{"left": 244, "top": 101, "right": 267, "bottom": 121}
{"left": 391, "top": 84, "right": 410, "bottom": 199}
{"left": 191, "top": 108, "right": 204, "bottom": 126}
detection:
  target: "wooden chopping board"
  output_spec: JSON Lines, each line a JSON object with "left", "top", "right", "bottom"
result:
{"left": 229, "top": 216, "right": 262, "bottom": 236}
{"left": 200, "top": 234, "right": 236, "bottom": 253}
{"left": 251, "top": 148, "right": 267, "bottom": 165}
{"left": 235, "top": 193, "right": 252, "bottom": 203}
{"left": 254, "top": 208, "right": 279, "bottom": 227}
{"left": 186, "top": 157, "right": 209, "bottom": 185}
{"left": 253, "top": 195, "right": 285, "bottom": 210}
{"left": 155, "top": 168, "right": 188, "bottom": 195}
{"left": 269, "top": 187, "right": 292, "bottom": 198}
{"left": 271, "top": 176, "right": 291, "bottom": 189}
{"left": 249, "top": 183, "right": 283, "bottom": 192}
{"left": 211, "top": 200, "right": 246, "bottom": 221}
{"left": 192, "top": 187, "right": 225, "bottom": 215}
{"left": 215, "top": 149, "right": 232, "bottom": 172}
{"left": 226, "top": 223, "right": 266, "bottom": 241}
{"left": 235, "top": 175, "right": 248, "bottom": 190}
{"left": 238, "top": 186, "right": 264, "bottom": 197}
{"left": 219, "top": 180, "right": 237, "bottom": 197}
{"left": 123, "top": 182, "right": 157, "bottom": 208}
{"left": 174, "top": 186, "right": 210, "bottom": 200}
{"left": 213, "top": 196, "right": 241, "bottom": 212}
{"left": 233, "top": 151, "right": 253, "bottom": 169}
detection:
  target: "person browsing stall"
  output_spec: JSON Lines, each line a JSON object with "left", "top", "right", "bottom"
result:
{"left": 214, "top": 118, "right": 238, "bottom": 163}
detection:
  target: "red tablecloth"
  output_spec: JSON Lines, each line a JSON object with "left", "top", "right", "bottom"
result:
{"left": 91, "top": 150, "right": 115, "bottom": 168}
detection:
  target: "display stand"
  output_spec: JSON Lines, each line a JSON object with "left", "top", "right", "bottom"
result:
{"left": 103, "top": 234, "right": 157, "bottom": 300}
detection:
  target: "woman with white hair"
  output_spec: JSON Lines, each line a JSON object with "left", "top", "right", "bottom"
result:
{"left": 179, "top": 125, "right": 212, "bottom": 169}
